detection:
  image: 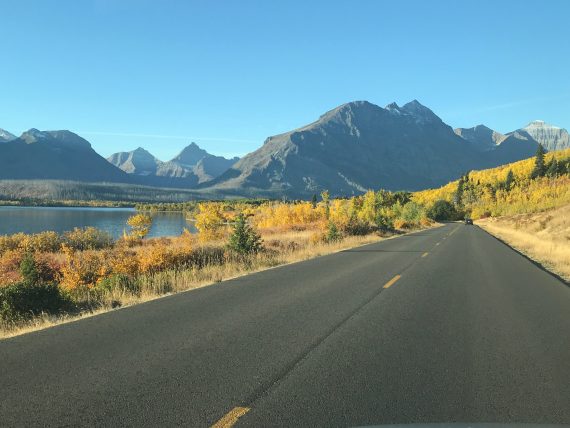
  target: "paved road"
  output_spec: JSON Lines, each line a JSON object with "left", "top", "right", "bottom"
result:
{"left": 1, "top": 224, "right": 569, "bottom": 427}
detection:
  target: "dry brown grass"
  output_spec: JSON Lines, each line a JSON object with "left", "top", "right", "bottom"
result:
{"left": 478, "top": 204, "right": 570, "bottom": 281}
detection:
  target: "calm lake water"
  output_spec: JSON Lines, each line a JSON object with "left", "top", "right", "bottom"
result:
{"left": 0, "top": 206, "right": 196, "bottom": 238}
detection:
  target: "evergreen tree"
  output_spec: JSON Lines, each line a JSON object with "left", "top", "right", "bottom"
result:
{"left": 325, "top": 221, "right": 341, "bottom": 243}
{"left": 20, "top": 252, "right": 39, "bottom": 286}
{"left": 227, "top": 213, "right": 263, "bottom": 255}
{"left": 546, "top": 159, "right": 559, "bottom": 177}
{"left": 311, "top": 194, "right": 318, "bottom": 209}
{"left": 453, "top": 174, "right": 466, "bottom": 207}
{"left": 531, "top": 144, "right": 546, "bottom": 179}
{"left": 504, "top": 169, "right": 515, "bottom": 191}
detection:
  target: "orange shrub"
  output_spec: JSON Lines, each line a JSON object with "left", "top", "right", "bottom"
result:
{"left": 110, "top": 248, "right": 140, "bottom": 277}
{"left": 137, "top": 243, "right": 177, "bottom": 274}
{"left": 393, "top": 219, "right": 409, "bottom": 229}
{"left": 58, "top": 245, "right": 111, "bottom": 293}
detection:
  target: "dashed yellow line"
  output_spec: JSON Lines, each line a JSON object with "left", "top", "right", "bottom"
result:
{"left": 449, "top": 228, "right": 458, "bottom": 236}
{"left": 421, "top": 252, "right": 429, "bottom": 258}
{"left": 212, "top": 407, "right": 250, "bottom": 428}
{"left": 383, "top": 274, "right": 401, "bottom": 289}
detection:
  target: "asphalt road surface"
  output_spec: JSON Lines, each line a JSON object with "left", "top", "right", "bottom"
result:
{"left": 1, "top": 223, "right": 569, "bottom": 427}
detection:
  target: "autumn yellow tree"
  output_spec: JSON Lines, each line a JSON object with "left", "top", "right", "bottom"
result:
{"left": 195, "top": 202, "right": 227, "bottom": 242}
{"left": 127, "top": 214, "right": 153, "bottom": 239}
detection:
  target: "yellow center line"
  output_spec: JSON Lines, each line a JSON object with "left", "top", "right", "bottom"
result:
{"left": 421, "top": 252, "right": 429, "bottom": 258}
{"left": 449, "top": 227, "right": 458, "bottom": 236}
{"left": 383, "top": 274, "right": 401, "bottom": 289}
{"left": 435, "top": 242, "right": 440, "bottom": 246}
{"left": 212, "top": 407, "right": 250, "bottom": 428}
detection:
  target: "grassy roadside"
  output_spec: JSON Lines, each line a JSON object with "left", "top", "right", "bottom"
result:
{"left": 0, "top": 226, "right": 437, "bottom": 340}
{"left": 477, "top": 204, "right": 570, "bottom": 282}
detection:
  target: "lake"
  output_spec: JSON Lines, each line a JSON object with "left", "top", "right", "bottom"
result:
{"left": 0, "top": 206, "right": 197, "bottom": 238}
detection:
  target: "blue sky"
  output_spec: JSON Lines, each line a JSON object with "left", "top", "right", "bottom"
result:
{"left": 1, "top": 0, "right": 569, "bottom": 160}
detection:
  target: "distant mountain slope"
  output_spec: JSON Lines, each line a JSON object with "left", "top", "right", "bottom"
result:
{"left": 207, "top": 100, "right": 539, "bottom": 197}
{"left": 454, "top": 125, "right": 505, "bottom": 151}
{"left": 170, "top": 142, "right": 209, "bottom": 167}
{"left": 169, "top": 142, "right": 239, "bottom": 183}
{"left": 107, "top": 147, "right": 160, "bottom": 176}
{"left": 522, "top": 120, "right": 569, "bottom": 152}
{"left": 107, "top": 142, "right": 238, "bottom": 185}
{"left": 0, "top": 129, "right": 128, "bottom": 182}
{"left": 0, "top": 128, "right": 17, "bottom": 142}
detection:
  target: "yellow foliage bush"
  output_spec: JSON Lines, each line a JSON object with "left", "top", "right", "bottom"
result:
{"left": 137, "top": 243, "right": 177, "bottom": 274}
{"left": 393, "top": 219, "right": 409, "bottom": 229}
{"left": 195, "top": 202, "right": 227, "bottom": 242}
{"left": 0, "top": 231, "right": 62, "bottom": 255}
{"left": 110, "top": 248, "right": 140, "bottom": 277}
{"left": 63, "top": 227, "right": 113, "bottom": 251}
{"left": 127, "top": 214, "right": 153, "bottom": 239}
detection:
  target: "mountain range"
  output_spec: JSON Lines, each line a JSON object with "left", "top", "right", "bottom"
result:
{"left": 205, "top": 101, "right": 567, "bottom": 196}
{"left": 107, "top": 143, "right": 239, "bottom": 187}
{"left": 1, "top": 100, "right": 568, "bottom": 199}
{"left": 0, "top": 129, "right": 128, "bottom": 182}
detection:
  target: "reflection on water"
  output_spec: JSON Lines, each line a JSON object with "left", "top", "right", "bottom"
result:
{"left": 0, "top": 206, "right": 196, "bottom": 239}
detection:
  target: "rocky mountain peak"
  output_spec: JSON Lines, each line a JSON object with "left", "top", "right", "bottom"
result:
{"left": 400, "top": 100, "right": 440, "bottom": 123}
{"left": 521, "top": 120, "right": 569, "bottom": 151}
{"left": 0, "top": 128, "right": 17, "bottom": 142}
{"left": 21, "top": 128, "right": 47, "bottom": 143}
{"left": 385, "top": 102, "right": 400, "bottom": 112}
{"left": 171, "top": 142, "right": 209, "bottom": 166}
{"left": 454, "top": 124, "right": 505, "bottom": 150}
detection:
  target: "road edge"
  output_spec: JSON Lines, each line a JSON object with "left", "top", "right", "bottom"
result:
{"left": 477, "top": 225, "right": 569, "bottom": 287}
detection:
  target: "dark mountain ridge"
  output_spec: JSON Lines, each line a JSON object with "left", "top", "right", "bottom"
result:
{"left": 206, "top": 100, "right": 540, "bottom": 197}
{"left": 0, "top": 129, "right": 128, "bottom": 182}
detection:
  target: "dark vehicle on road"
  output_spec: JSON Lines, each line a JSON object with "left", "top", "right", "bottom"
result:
{"left": 464, "top": 218, "right": 473, "bottom": 225}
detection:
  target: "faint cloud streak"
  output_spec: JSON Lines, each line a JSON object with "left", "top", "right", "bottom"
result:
{"left": 443, "top": 93, "right": 570, "bottom": 118}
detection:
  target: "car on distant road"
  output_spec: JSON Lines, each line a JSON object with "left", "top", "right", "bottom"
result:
{"left": 464, "top": 218, "right": 473, "bottom": 225}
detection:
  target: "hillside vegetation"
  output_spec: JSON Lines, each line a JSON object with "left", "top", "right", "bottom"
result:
{"left": 413, "top": 148, "right": 570, "bottom": 218}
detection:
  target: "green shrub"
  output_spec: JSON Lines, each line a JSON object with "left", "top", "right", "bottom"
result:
{"left": 20, "top": 252, "right": 39, "bottom": 285}
{"left": 97, "top": 274, "right": 140, "bottom": 295}
{"left": 325, "top": 221, "right": 342, "bottom": 243}
{"left": 427, "top": 199, "right": 458, "bottom": 221}
{"left": 375, "top": 212, "right": 394, "bottom": 231}
{"left": 401, "top": 201, "right": 425, "bottom": 223}
{"left": 0, "top": 282, "right": 70, "bottom": 323}
{"left": 227, "top": 213, "right": 263, "bottom": 255}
